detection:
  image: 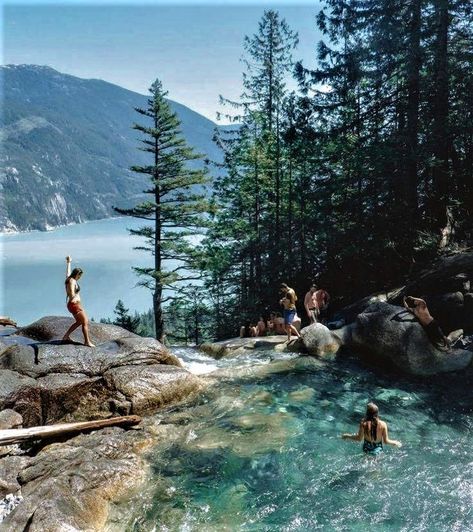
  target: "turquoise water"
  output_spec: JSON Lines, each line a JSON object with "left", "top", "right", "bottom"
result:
{"left": 0, "top": 218, "right": 185, "bottom": 324}
{"left": 129, "top": 350, "right": 473, "bottom": 531}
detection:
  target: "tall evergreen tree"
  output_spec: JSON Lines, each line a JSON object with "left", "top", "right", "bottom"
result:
{"left": 209, "top": 10, "right": 298, "bottom": 320}
{"left": 115, "top": 79, "right": 211, "bottom": 341}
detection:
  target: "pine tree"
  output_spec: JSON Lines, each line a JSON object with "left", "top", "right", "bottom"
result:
{"left": 115, "top": 79, "right": 211, "bottom": 341}
{"left": 112, "top": 299, "right": 140, "bottom": 333}
{"left": 208, "top": 10, "right": 299, "bottom": 319}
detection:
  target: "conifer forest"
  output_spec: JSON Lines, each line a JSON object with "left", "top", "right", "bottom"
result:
{"left": 123, "top": 1, "right": 473, "bottom": 341}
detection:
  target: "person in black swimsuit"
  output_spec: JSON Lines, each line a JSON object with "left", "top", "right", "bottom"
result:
{"left": 62, "top": 256, "right": 95, "bottom": 347}
{"left": 341, "top": 402, "right": 402, "bottom": 455}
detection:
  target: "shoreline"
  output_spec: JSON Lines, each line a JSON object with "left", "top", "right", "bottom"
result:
{"left": 0, "top": 214, "right": 125, "bottom": 237}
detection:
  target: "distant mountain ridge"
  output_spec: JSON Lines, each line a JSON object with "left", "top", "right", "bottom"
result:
{"left": 0, "top": 64, "right": 225, "bottom": 231}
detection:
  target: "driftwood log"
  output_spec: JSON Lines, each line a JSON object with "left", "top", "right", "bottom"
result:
{"left": 0, "top": 415, "right": 141, "bottom": 446}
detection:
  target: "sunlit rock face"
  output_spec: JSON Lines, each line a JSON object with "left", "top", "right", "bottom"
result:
{"left": 0, "top": 317, "right": 203, "bottom": 425}
{"left": 300, "top": 323, "right": 342, "bottom": 357}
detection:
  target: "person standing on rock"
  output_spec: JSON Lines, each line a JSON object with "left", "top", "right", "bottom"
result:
{"left": 279, "top": 283, "right": 301, "bottom": 342}
{"left": 403, "top": 296, "right": 462, "bottom": 351}
{"left": 315, "top": 285, "right": 330, "bottom": 324}
{"left": 304, "top": 284, "right": 319, "bottom": 324}
{"left": 62, "top": 256, "right": 95, "bottom": 347}
{"left": 341, "top": 402, "right": 402, "bottom": 455}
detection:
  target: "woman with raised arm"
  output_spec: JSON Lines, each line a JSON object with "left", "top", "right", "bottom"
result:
{"left": 341, "top": 402, "right": 402, "bottom": 455}
{"left": 62, "top": 256, "right": 95, "bottom": 347}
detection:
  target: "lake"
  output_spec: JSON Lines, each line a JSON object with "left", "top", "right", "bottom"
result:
{"left": 0, "top": 217, "right": 178, "bottom": 325}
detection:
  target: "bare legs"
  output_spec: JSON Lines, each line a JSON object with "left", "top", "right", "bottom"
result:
{"left": 285, "top": 323, "right": 301, "bottom": 342}
{"left": 63, "top": 311, "right": 95, "bottom": 347}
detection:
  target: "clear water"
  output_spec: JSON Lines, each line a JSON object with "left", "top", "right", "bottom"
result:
{"left": 128, "top": 349, "right": 473, "bottom": 532}
{"left": 0, "top": 217, "right": 185, "bottom": 324}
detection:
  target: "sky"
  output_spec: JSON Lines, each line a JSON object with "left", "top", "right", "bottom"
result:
{"left": 2, "top": 1, "right": 324, "bottom": 122}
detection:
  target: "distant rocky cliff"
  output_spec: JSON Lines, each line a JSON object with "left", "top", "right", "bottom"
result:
{"left": 0, "top": 65, "right": 225, "bottom": 232}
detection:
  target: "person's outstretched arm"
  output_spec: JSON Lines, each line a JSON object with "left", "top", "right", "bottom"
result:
{"left": 342, "top": 422, "right": 363, "bottom": 441}
{"left": 382, "top": 423, "right": 402, "bottom": 448}
{"left": 66, "top": 255, "right": 71, "bottom": 278}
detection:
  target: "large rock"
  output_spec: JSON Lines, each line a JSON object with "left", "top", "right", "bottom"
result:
{"left": 344, "top": 302, "right": 473, "bottom": 376}
{"left": 0, "top": 318, "right": 203, "bottom": 426}
{"left": 300, "top": 323, "right": 342, "bottom": 356}
{"left": 18, "top": 316, "right": 139, "bottom": 344}
{"left": 1, "top": 427, "right": 153, "bottom": 531}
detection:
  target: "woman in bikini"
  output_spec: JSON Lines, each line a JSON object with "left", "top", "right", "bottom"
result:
{"left": 341, "top": 402, "right": 402, "bottom": 455}
{"left": 62, "top": 256, "right": 95, "bottom": 347}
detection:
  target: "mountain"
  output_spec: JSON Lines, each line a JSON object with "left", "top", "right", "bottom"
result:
{"left": 0, "top": 65, "right": 226, "bottom": 231}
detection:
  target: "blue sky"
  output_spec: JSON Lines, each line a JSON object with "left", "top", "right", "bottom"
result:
{"left": 2, "top": 2, "right": 324, "bottom": 122}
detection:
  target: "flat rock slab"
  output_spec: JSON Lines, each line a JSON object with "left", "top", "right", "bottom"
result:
{"left": 200, "top": 336, "right": 303, "bottom": 359}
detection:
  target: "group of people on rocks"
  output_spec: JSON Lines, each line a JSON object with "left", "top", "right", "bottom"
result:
{"left": 239, "top": 280, "right": 464, "bottom": 351}
{"left": 240, "top": 282, "right": 331, "bottom": 342}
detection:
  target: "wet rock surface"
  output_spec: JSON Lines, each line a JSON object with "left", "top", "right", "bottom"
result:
{"left": 200, "top": 335, "right": 303, "bottom": 359}
{"left": 0, "top": 317, "right": 203, "bottom": 425}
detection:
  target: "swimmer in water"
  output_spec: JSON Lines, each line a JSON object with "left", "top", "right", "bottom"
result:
{"left": 341, "top": 402, "right": 402, "bottom": 455}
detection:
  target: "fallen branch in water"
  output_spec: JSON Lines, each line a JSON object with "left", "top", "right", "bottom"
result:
{"left": 0, "top": 415, "right": 141, "bottom": 446}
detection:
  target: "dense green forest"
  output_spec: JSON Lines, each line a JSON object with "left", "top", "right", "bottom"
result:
{"left": 123, "top": 1, "right": 473, "bottom": 342}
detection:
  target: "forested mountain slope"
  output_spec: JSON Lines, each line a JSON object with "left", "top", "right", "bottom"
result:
{"left": 0, "top": 65, "right": 223, "bottom": 231}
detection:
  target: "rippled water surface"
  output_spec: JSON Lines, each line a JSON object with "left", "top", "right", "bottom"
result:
{"left": 128, "top": 349, "right": 473, "bottom": 532}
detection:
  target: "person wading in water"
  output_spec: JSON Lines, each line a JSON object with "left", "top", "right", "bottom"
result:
{"left": 341, "top": 402, "right": 402, "bottom": 455}
{"left": 62, "top": 256, "right": 95, "bottom": 347}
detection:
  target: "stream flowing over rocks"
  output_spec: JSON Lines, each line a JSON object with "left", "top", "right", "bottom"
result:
{"left": 1, "top": 253, "right": 473, "bottom": 529}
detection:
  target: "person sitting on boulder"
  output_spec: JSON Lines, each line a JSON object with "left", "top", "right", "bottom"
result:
{"left": 341, "top": 402, "right": 402, "bottom": 455}
{"left": 62, "top": 256, "right": 95, "bottom": 347}
{"left": 268, "top": 312, "right": 283, "bottom": 335}
{"left": 240, "top": 320, "right": 257, "bottom": 338}
{"left": 256, "top": 316, "right": 267, "bottom": 337}
{"left": 403, "top": 296, "right": 462, "bottom": 351}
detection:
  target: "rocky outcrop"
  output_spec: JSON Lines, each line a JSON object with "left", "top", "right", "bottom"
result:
{"left": 0, "top": 317, "right": 203, "bottom": 426}
{"left": 1, "top": 426, "right": 153, "bottom": 531}
{"left": 0, "top": 317, "right": 207, "bottom": 529}
{"left": 300, "top": 323, "right": 342, "bottom": 356}
{"left": 337, "top": 302, "right": 473, "bottom": 376}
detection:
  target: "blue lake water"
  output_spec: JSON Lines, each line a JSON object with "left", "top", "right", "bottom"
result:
{"left": 0, "top": 217, "right": 181, "bottom": 325}
{"left": 128, "top": 348, "right": 473, "bottom": 531}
